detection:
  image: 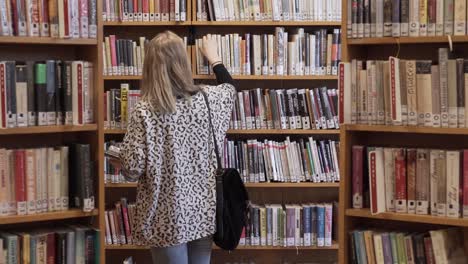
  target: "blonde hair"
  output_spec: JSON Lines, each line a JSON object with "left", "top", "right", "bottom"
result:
{"left": 141, "top": 31, "right": 198, "bottom": 113}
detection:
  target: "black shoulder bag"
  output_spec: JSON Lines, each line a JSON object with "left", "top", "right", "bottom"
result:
{"left": 202, "top": 91, "right": 249, "bottom": 250}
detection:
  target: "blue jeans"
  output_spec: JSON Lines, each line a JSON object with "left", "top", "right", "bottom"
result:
{"left": 150, "top": 236, "right": 213, "bottom": 264}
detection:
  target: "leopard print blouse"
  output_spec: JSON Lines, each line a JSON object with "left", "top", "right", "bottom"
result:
{"left": 120, "top": 84, "right": 235, "bottom": 247}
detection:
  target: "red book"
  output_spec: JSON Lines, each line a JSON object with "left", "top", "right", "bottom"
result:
{"left": 46, "top": 232, "right": 55, "bottom": 264}
{"left": 143, "top": 0, "right": 149, "bottom": 14}
{"left": 15, "top": 150, "right": 26, "bottom": 215}
{"left": 463, "top": 150, "right": 468, "bottom": 218}
{"left": 77, "top": 63, "right": 83, "bottom": 124}
{"left": 407, "top": 149, "right": 417, "bottom": 213}
{"left": 0, "top": 63, "right": 7, "bottom": 128}
{"left": 169, "top": 0, "right": 175, "bottom": 20}
{"left": 39, "top": 0, "right": 49, "bottom": 36}
{"left": 10, "top": 0, "right": 18, "bottom": 35}
{"left": 161, "top": 0, "right": 169, "bottom": 20}
{"left": 109, "top": 35, "right": 117, "bottom": 69}
{"left": 369, "top": 151, "right": 377, "bottom": 214}
{"left": 63, "top": 0, "right": 70, "bottom": 37}
{"left": 352, "top": 146, "right": 364, "bottom": 209}
{"left": 424, "top": 236, "right": 435, "bottom": 264}
{"left": 120, "top": 198, "right": 133, "bottom": 244}
{"left": 395, "top": 148, "right": 407, "bottom": 213}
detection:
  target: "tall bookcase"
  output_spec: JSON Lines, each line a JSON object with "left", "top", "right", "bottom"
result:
{"left": 0, "top": 16, "right": 104, "bottom": 264}
{"left": 99, "top": 0, "right": 344, "bottom": 263}
{"left": 339, "top": 1, "right": 468, "bottom": 263}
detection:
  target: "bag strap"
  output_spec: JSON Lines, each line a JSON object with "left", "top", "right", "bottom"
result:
{"left": 201, "top": 91, "right": 223, "bottom": 170}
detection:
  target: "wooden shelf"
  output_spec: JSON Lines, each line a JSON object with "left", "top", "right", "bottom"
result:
{"left": 106, "top": 245, "right": 149, "bottom": 250}
{"left": 104, "top": 75, "right": 338, "bottom": 81}
{"left": 245, "top": 182, "right": 339, "bottom": 188}
{"left": 106, "top": 182, "right": 339, "bottom": 188}
{"left": 344, "top": 124, "right": 468, "bottom": 135}
{"left": 0, "top": 209, "right": 98, "bottom": 225}
{"left": 192, "top": 21, "right": 342, "bottom": 26}
{"left": 347, "top": 35, "right": 468, "bottom": 45}
{"left": 103, "top": 75, "right": 142, "bottom": 80}
{"left": 214, "top": 243, "right": 339, "bottom": 250}
{"left": 193, "top": 74, "right": 338, "bottom": 80}
{"left": 106, "top": 129, "right": 341, "bottom": 135}
{"left": 0, "top": 124, "right": 98, "bottom": 135}
{"left": 106, "top": 243, "right": 338, "bottom": 250}
{"left": 0, "top": 36, "right": 98, "bottom": 45}
{"left": 346, "top": 209, "right": 468, "bottom": 227}
{"left": 227, "top": 129, "right": 340, "bottom": 135}
{"left": 103, "top": 21, "right": 191, "bottom": 26}
{"left": 106, "top": 183, "right": 138, "bottom": 188}
{"left": 104, "top": 129, "right": 126, "bottom": 134}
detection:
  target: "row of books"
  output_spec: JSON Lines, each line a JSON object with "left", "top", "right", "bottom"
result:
{"left": 104, "top": 141, "right": 127, "bottom": 184}
{"left": 197, "top": 0, "right": 342, "bottom": 22}
{"left": 350, "top": 228, "right": 467, "bottom": 264}
{"left": 0, "top": 0, "right": 97, "bottom": 38}
{"left": 352, "top": 146, "right": 468, "bottom": 218}
{"left": 103, "top": 0, "right": 187, "bottom": 22}
{"left": 0, "top": 227, "right": 100, "bottom": 264}
{"left": 339, "top": 49, "right": 468, "bottom": 128}
{"left": 347, "top": 0, "right": 468, "bottom": 38}
{"left": 224, "top": 138, "right": 340, "bottom": 183}
{"left": 105, "top": 197, "right": 135, "bottom": 245}
{"left": 0, "top": 144, "right": 95, "bottom": 215}
{"left": 0, "top": 60, "right": 94, "bottom": 128}
{"left": 240, "top": 203, "right": 336, "bottom": 247}
{"left": 231, "top": 88, "right": 339, "bottom": 131}
{"left": 102, "top": 35, "right": 188, "bottom": 76}
{"left": 224, "top": 261, "right": 336, "bottom": 264}
{"left": 195, "top": 28, "right": 342, "bottom": 76}
{"left": 104, "top": 84, "right": 141, "bottom": 129}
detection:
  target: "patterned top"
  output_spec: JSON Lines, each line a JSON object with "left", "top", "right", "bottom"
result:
{"left": 120, "top": 84, "right": 235, "bottom": 247}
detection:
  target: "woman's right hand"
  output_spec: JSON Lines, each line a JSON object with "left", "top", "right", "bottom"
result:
{"left": 200, "top": 35, "right": 222, "bottom": 66}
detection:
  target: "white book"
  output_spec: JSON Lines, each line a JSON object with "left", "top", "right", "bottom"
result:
{"left": 454, "top": 0, "right": 466, "bottom": 35}
{"left": 446, "top": 151, "right": 460, "bottom": 218}
{"left": 376, "top": 0, "right": 384, "bottom": 37}
{"left": 429, "top": 150, "right": 441, "bottom": 216}
{"left": 25, "top": 149, "right": 36, "bottom": 215}
{"left": 47, "top": 148, "right": 56, "bottom": 212}
{"left": 338, "top": 62, "right": 352, "bottom": 124}
{"left": 409, "top": 0, "right": 420, "bottom": 36}
{"left": 435, "top": 0, "right": 444, "bottom": 35}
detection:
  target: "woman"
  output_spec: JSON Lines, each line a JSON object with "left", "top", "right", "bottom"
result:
{"left": 116, "top": 31, "right": 235, "bottom": 263}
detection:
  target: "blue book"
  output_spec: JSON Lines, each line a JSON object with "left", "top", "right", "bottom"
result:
{"left": 310, "top": 205, "right": 317, "bottom": 246}
{"left": 381, "top": 232, "right": 394, "bottom": 264}
{"left": 0, "top": 232, "right": 18, "bottom": 264}
{"left": 317, "top": 205, "right": 325, "bottom": 247}
{"left": 357, "top": 231, "right": 368, "bottom": 264}
{"left": 302, "top": 206, "right": 311, "bottom": 246}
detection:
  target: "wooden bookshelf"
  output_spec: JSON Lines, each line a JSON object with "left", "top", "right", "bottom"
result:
{"left": 101, "top": 1, "right": 342, "bottom": 263}
{"left": 104, "top": 75, "right": 338, "bottom": 81}
{"left": 0, "top": 209, "right": 99, "bottom": 225}
{"left": 344, "top": 124, "right": 468, "bottom": 135}
{"left": 0, "top": 36, "right": 98, "bottom": 45}
{"left": 0, "top": 124, "right": 98, "bottom": 135}
{"left": 106, "top": 182, "right": 340, "bottom": 188}
{"left": 191, "top": 21, "right": 342, "bottom": 26}
{"left": 103, "top": 21, "right": 192, "bottom": 26}
{"left": 346, "top": 209, "right": 468, "bottom": 227}
{"left": 347, "top": 35, "right": 468, "bottom": 45}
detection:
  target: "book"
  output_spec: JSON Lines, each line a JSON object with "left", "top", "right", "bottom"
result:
{"left": 0, "top": 0, "right": 96, "bottom": 38}
{"left": 195, "top": 29, "right": 342, "bottom": 77}
{"left": 69, "top": 143, "right": 95, "bottom": 212}
{"left": 354, "top": 145, "right": 468, "bottom": 219}
{"left": 340, "top": 51, "right": 468, "bottom": 128}
{"left": 103, "top": 0, "right": 187, "bottom": 22}
{"left": 351, "top": 228, "right": 467, "bottom": 264}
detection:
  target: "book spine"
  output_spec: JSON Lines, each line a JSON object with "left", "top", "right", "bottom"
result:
{"left": 444, "top": 0, "right": 454, "bottom": 35}
{"left": 407, "top": 149, "right": 417, "bottom": 214}
{"left": 15, "top": 150, "right": 27, "bottom": 215}
{"left": 419, "top": 0, "right": 428, "bottom": 36}
{"left": 464, "top": 150, "right": 468, "bottom": 218}
{"left": 409, "top": 0, "right": 420, "bottom": 36}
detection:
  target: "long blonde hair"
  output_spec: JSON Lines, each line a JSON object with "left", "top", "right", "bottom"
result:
{"left": 141, "top": 31, "right": 198, "bottom": 113}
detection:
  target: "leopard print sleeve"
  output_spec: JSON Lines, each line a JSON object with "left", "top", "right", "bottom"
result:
{"left": 120, "top": 103, "right": 147, "bottom": 181}
{"left": 203, "top": 83, "right": 236, "bottom": 134}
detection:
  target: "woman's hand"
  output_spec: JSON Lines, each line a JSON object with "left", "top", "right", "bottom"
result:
{"left": 200, "top": 35, "right": 222, "bottom": 66}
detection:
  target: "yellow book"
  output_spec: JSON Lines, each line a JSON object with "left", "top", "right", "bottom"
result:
{"left": 104, "top": 37, "right": 112, "bottom": 75}
{"left": 149, "top": 0, "right": 155, "bottom": 21}
{"left": 120, "top": 84, "right": 129, "bottom": 128}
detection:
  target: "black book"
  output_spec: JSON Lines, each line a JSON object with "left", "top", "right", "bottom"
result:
{"left": 26, "top": 61, "right": 36, "bottom": 126}
{"left": 85, "top": 229, "right": 96, "bottom": 263}
{"left": 70, "top": 144, "right": 95, "bottom": 212}
{"left": 5, "top": 61, "right": 16, "bottom": 128}
{"left": 46, "top": 60, "right": 56, "bottom": 125}
{"left": 35, "top": 62, "right": 48, "bottom": 126}
{"left": 55, "top": 61, "right": 63, "bottom": 125}
{"left": 55, "top": 231, "right": 68, "bottom": 264}
{"left": 63, "top": 62, "right": 73, "bottom": 125}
